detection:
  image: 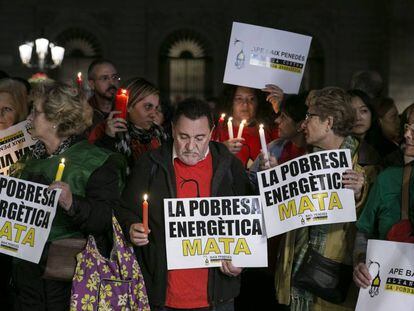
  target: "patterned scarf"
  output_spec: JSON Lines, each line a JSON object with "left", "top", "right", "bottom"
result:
{"left": 290, "top": 135, "right": 359, "bottom": 311}
{"left": 31, "top": 135, "right": 80, "bottom": 160}
{"left": 115, "top": 122, "right": 165, "bottom": 159}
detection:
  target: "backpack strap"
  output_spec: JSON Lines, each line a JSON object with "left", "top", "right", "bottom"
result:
{"left": 401, "top": 164, "right": 412, "bottom": 220}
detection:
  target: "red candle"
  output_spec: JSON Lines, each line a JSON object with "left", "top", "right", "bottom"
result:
{"left": 142, "top": 194, "right": 149, "bottom": 234}
{"left": 115, "top": 88, "right": 129, "bottom": 119}
{"left": 76, "top": 72, "right": 82, "bottom": 88}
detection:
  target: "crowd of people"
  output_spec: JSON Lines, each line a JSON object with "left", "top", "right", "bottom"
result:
{"left": 0, "top": 62, "right": 412, "bottom": 311}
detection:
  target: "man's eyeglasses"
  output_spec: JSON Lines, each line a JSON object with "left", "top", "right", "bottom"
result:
{"left": 94, "top": 74, "right": 121, "bottom": 83}
{"left": 305, "top": 112, "right": 320, "bottom": 120}
{"left": 404, "top": 123, "right": 414, "bottom": 134}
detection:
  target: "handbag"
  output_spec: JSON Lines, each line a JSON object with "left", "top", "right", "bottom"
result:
{"left": 293, "top": 247, "right": 353, "bottom": 304}
{"left": 70, "top": 215, "right": 150, "bottom": 311}
{"left": 387, "top": 164, "right": 414, "bottom": 243}
{"left": 42, "top": 238, "right": 87, "bottom": 281}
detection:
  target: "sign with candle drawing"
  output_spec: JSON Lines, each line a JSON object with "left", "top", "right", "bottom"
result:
{"left": 0, "top": 121, "right": 37, "bottom": 176}
{"left": 0, "top": 174, "right": 61, "bottom": 263}
{"left": 164, "top": 196, "right": 267, "bottom": 270}
{"left": 356, "top": 240, "right": 414, "bottom": 310}
{"left": 257, "top": 149, "right": 356, "bottom": 238}
{"left": 223, "top": 22, "right": 312, "bottom": 94}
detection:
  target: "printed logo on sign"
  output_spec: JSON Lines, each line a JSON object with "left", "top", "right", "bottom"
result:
{"left": 368, "top": 260, "right": 381, "bottom": 297}
{"left": 234, "top": 39, "right": 245, "bottom": 69}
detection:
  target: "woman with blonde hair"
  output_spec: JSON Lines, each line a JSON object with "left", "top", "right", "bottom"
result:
{"left": 89, "top": 77, "right": 165, "bottom": 169}
{"left": 0, "top": 78, "right": 28, "bottom": 130}
{"left": 11, "top": 82, "right": 125, "bottom": 310}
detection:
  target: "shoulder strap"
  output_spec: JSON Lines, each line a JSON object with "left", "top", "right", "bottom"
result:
{"left": 402, "top": 164, "right": 412, "bottom": 220}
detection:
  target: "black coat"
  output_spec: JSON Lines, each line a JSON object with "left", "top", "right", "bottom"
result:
{"left": 115, "top": 141, "right": 253, "bottom": 307}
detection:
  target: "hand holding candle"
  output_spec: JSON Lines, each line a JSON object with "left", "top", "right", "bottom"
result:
{"left": 259, "top": 124, "right": 269, "bottom": 167}
{"left": 227, "top": 117, "right": 234, "bottom": 140}
{"left": 115, "top": 88, "right": 129, "bottom": 120}
{"left": 237, "top": 119, "right": 246, "bottom": 139}
{"left": 55, "top": 158, "right": 66, "bottom": 181}
{"left": 142, "top": 194, "right": 149, "bottom": 235}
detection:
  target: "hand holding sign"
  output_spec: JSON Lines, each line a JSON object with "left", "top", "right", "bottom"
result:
{"left": 262, "top": 84, "right": 284, "bottom": 113}
{"left": 342, "top": 169, "right": 365, "bottom": 201}
{"left": 353, "top": 262, "right": 372, "bottom": 289}
{"left": 220, "top": 260, "right": 243, "bottom": 277}
{"left": 48, "top": 181, "right": 73, "bottom": 211}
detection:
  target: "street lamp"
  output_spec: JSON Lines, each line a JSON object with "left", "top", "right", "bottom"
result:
{"left": 18, "top": 37, "right": 65, "bottom": 72}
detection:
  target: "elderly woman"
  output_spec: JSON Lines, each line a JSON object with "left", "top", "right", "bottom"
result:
{"left": 89, "top": 77, "right": 165, "bottom": 170}
{"left": 214, "top": 84, "right": 281, "bottom": 168}
{"left": 275, "top": 87, "right": 367, "bottom": 311}
{"left": 11, "top": 83, "right": 125, "bottom": 311}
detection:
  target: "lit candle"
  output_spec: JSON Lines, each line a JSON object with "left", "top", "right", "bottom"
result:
{"left": 237, "top": 119, "right": 246, "bottom": 139}
{"left": 142, "top": 194, "right": 149, "bottom": 235}
{"left": 76, "top": 72, "right": 82, "bottom": 88}
{"left": 55, "top": 158, "right": 65, "bottom": 181}
{"left": 227, "top": 117, "right": 234, "bottom": 140}
{"left": 115, "top": 88, "right": 129, "bottom": 119}
{"left": 259, "top": 124, "right": 269, "bottom": 164}
{"left": 219, "top": 113, "right": 226, "bottom": 123}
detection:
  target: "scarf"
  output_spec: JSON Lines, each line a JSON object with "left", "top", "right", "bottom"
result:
{"left": 31, "top": 135, "right": 79, "bottom": 160}
{"left": 115, "top": 122, "right": 165, "bottom": 166}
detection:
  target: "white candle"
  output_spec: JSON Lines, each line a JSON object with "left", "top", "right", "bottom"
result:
{"left": 237, "top": 119, "right": 246, "bottom": 139}
{"left": 227, "top": 117, "right": 234, "bottom": 140}
{"left": 259, "top": 124, "right": 269, "bottom": 162}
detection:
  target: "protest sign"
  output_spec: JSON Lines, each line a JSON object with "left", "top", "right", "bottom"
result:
{"left": 0, "top": 121, "right": 37, "bottom": 175}
{"left": 257, "top": 149, "right": 356, "bottom": 238}
{"left": 223, "top": 21, "right": 312, "bottom": 94}
{"left": 356, "top": 240, "right": 414, "bottom": 310}
{"left": 0, "top": 174, "right": 60, "bottom": 263}
{"left": 164, "top": 196, "right": 267, "bottom": 270}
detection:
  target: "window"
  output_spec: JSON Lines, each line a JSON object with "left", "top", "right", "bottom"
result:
{"left": 160, "top": 31, "right": 212, "bottom": 104}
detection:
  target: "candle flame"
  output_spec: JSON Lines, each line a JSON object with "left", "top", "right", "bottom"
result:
{"left": 121, "top": 88, "right": 128, "bottom": 95}
{"left": 61, "top": 158, "right": 65, "bottom": 164}
{"left": 77, "top": 72, "right": 82, "bottom": 79}
{"left": 221, "top": 113, "right": 226, "bottom": 118}
{"left": 259, "top": 124, "right": 264, "bottom": 129}
{"left": 228, "top": 117, "right": 233, "bottom": 121}
{"left": 241, "top": 119, "right": 247, "bottom": 125}
{"left": 143, "top": 194, "right": 148, "bottom": 201}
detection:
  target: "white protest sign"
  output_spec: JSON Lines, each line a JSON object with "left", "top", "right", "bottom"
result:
{"left": 0, "top": 121, "right": 37, "bottom": 175}
{"left": 164, "top": 196, "right": 267, "bottom": 270}
{"left": 257, "top": 149, "right": 356, "bottom": 238}
{"left": 356, "top": 240, "right": 414, "bottom": 310}
{"left": 223, "top": 21, "right": 312, "bottom": 94}
{"left": 0, "top": 175, "right": 60, "bottom": 263}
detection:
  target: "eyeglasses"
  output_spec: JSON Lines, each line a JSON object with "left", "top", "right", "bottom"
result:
{"left": 305, "top": 112, "right": 320, "bottom": 120}
{"left": 94, "top": 74, "right": 121, "bottom": 83}
{"left": 404, "top": 123, "right": 414, "bottom": 134}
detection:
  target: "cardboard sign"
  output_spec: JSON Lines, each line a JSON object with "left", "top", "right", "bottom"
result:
{"left": 223, "top": 22, "right": 312, "bottom": 93}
